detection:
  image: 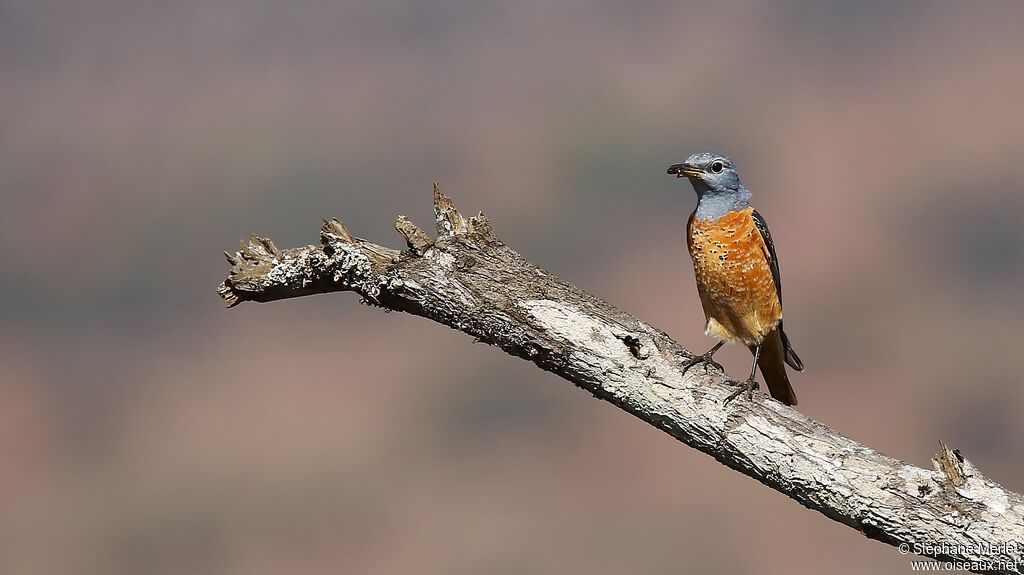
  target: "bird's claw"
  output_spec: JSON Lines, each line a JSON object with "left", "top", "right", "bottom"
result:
{"left": 724, "top": 377, "right": 759, "bottom": 406}
{"left": 680, "top": 353, "right": 724, "bottom": 377}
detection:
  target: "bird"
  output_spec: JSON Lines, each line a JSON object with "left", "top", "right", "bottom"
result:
{"left": 667, "top": 152, "right": 803, "bottom": 405}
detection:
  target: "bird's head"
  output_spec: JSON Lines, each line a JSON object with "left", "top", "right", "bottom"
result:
{"left": 667, "top": 152, "right": 743, "bottom": 196}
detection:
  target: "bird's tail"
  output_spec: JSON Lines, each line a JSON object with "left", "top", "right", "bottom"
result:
{"left": 752, "top": 327, "right": 798, "bottom": 406}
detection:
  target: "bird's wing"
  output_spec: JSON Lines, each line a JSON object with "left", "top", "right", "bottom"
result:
{"left": 751, "top": 209, "right": 804, "bottom": 370}
{"left": 750, "top": 210, "right": 782, "bottom": 305}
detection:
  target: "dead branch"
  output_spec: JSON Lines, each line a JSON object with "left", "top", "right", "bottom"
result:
{"left": 218, "top": 187, "right": 1024, "bottom": 574}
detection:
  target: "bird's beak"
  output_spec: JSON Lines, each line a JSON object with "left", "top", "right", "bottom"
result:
{"left": 667, "top": 163, "right": 703, "bottom": 179}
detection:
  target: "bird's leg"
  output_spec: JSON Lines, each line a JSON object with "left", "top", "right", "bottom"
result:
{"left": 681, "top": 341, "right": 726, "bottom": 376}
{"left": 725, "top": 343, "right": 761, "bottom": 405}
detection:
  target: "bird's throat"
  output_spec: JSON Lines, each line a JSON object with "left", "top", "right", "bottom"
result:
{"left": 694, "top": 187, "right": 752, "bottom": 221}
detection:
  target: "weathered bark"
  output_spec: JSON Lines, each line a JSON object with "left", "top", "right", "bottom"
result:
{"left": 218, "top": 186, "right": 1024, "bottom": 573}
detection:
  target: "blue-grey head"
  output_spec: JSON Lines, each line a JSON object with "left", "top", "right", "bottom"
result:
{"left": 668, "top": 152, "right": 751, "bottom": 220}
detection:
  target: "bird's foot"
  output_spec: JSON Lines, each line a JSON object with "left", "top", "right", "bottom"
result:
{"left": 681, "top": 351, "right": 724, "bottom": 377}
{"left": 724, "top": 376, "right": 759, "bottom": 405}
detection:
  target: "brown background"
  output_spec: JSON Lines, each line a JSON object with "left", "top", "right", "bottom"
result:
{"left": 2, "top": 1, "right": 1023, "bottom": 573}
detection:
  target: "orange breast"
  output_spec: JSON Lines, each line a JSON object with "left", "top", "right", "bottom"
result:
{"left": 687, "top": 207, "right": 781, "bottom": 345}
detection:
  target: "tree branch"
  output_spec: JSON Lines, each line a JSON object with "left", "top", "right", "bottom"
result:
{"left": 218, "top": 187, "right": 1024, "bottom": 573}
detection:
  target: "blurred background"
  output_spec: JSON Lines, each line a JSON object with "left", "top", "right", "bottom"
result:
{"left": 3, "top": 1, "right": 1024, "bottom": 573}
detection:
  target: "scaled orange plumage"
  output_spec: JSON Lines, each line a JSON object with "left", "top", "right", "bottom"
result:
{"left": 687, "top": 207, "right": 781, "bottom": 345}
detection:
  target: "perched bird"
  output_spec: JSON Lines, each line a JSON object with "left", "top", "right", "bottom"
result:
{"left": 668, "top": 153, "right": 803, "bottom": 405}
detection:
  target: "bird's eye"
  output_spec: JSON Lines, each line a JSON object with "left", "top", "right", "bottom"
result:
{"left": 710, "top": 161, "right": 724, "bottom": 173}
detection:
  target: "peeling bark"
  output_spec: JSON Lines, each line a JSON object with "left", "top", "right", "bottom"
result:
{"left": 218, "top": 187, "right": 1024, "bottom": 573}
